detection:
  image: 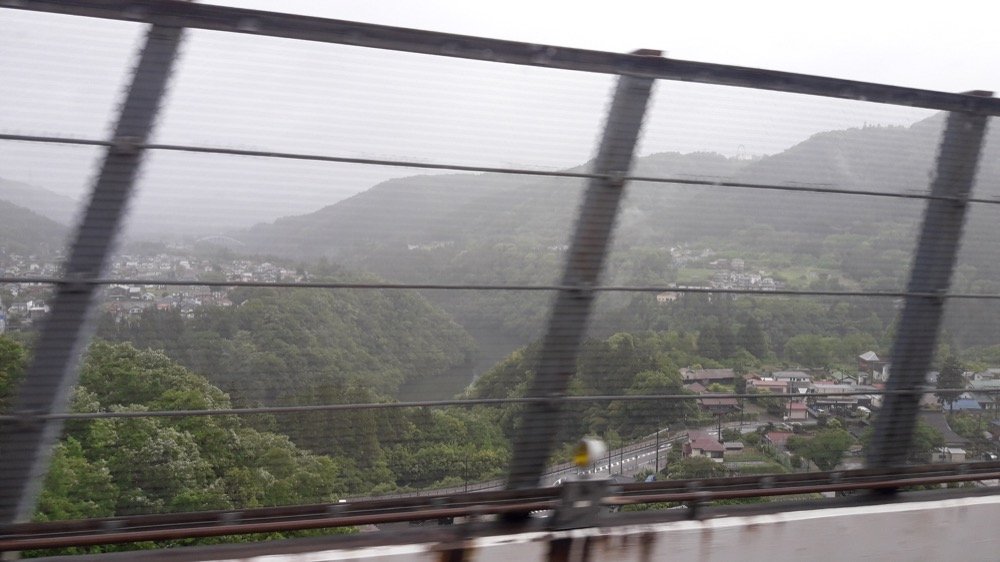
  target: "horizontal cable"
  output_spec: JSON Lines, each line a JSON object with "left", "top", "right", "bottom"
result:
{"left": 2, "top": 133, "right": 998, "bottom": 209}
{"left": 145, "top": 143, "right": 1000, "bottom": 206}
{"left": 628, "top": 174, "right": 1000, "bottom": 206}
{"left": 0, "top": 133, "right": 113, "bottom": 147}
{"left": 145, "top": 142, "right": 600, "bottom": 180}
{"left": 6, "top": 0, "right": 999, "bottom": 115}
{"left": 4, "top": 134, "right": 999, "bottom": 206}
{"left": 1, "top": 388, "right": 989, "bottom": 422}
{"left": 4, "top": 275, "right": 1000, "bottom": 301}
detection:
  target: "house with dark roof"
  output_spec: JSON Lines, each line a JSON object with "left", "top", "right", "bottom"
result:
{"left": 699, "top": 396, "right": 741, "bottom": 415}
{"left": 919, "top": 411, "right": 970, "bottom": 447}
{"left": 765, "top": 431, "right": 794, "bottom": 450}
{"left": 858, "top": 351, "right": 886, "bottom": 375}
{"left": 749, "top": 378, "right": 788, "bottom": 395}
{"left": 683, "top": 430, "right": 725, "bottom": 462}
{"left": 683, "top": 382, "right": 708, "bottom": 394}
{"left": 786, "top": 400, "right": 809, "bottom": 421}
{"left": 772, "top": 371, "right": 811, "bottom": 383}
{"left": 952, "top": 398, "right": 983, "bottom": 412}
{"left": 989, "top": 420, "right": 1000, "bottom": 442}
{"left": 969, "top": 379, "right": 1000, "bottom": 410}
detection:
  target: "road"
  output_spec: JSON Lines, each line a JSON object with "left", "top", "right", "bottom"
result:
{"left": 542, "top": 420, "right": 772, "bottom": 485}
{"left": 352, "top": 420, "right": 774, "bottom": 501}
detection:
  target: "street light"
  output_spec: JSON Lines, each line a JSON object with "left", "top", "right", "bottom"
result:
{"left": 654, "top": 425, "right": 661, "bottom": 475}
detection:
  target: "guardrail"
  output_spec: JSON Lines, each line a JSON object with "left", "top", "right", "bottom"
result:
{"left": 0, "top": 0, "right": 997, "bottom": 545}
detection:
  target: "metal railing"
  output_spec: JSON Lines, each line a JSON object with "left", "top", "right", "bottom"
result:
{"left": 1, "top": 0, "right": 997, "bottom": 543}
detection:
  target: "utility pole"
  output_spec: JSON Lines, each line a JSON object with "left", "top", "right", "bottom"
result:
{"left": 654, "top": 427, "right": 660, "bottom": 476}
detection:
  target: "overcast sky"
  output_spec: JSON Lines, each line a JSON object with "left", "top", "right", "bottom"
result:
{"left": 1, "top": 1, "right": 996, "bottom": 237}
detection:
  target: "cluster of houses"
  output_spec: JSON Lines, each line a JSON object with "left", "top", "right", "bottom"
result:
{"left": 0, "top": 251, "right": 62, "bottom": 279}
{"left": 679, "top": 365, "right": 882, "bottom": 422}
{"left": 109, "top": 254, "right": 299, "bottom": 284}
{"left": 102, "top": 285, "right": 234, "bottom": 320}
{"left": 678, "top": 362, "right": 884, "bottom": 465}
{"left": 2, "top": 249, "right": 308, "bottom": 329}
{"left": 656, "top": 255, "right": 784, "bottom": 304}
{"left": 1, "top": 250, "right": 61, "bottom": 332}
{"left": 668, "top": 245, "right": 715, "bottom": 267}
{"left": 709, "top": 258, "right": 781, "bottom": 292}
{"left": 99, "top": 255, "right": 307, "bottom": 321}
{"left": 679, "top": 354, "right": 1000, "bottom": 465}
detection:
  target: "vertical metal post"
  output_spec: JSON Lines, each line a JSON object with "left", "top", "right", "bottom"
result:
{"left": 0, "top": 24, "right": 183, "bottom": 525}
{"left": 866, "top": 92, "right": 992, "bottom": 468}
{"left": 505, "top": 52, "right": 657, "bottom": 489}
{"left": 655, "top": 427, "right": 660, "bottom": 475}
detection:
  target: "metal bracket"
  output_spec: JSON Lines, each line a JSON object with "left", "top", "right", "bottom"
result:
{"left": 549, "top": 479, "right": 610, "bottom": 530}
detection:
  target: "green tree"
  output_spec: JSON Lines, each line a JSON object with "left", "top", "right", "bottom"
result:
{"left": 43, "top": 342, "right": 359, "bottom": 521}
{"left": 733, "top": 374, "right": 747, "bottom": 395}
{"left": 668, "top": 456, "right": 728, "bottom": 479}
{"left": 784, "top": 334, "right": 832, "bottom": 368}
{"left": 738, "top": 317, "right": 768, "bottom": 359}
{"left": 0, "top": 336, "right": 27, "bottom": 412}
{"left": 787, "top": 428, "right": 854, "bottom": 471}
{"left": 698, "top": 328, "right": 722, "bottom": 360}
{"left": 936, "top": 355, "right": 965, "bottom": 413}
{"left": 35, "top": 438, "right": 117, "bottom": 521}
{"left": 909, "top": 421, "right": 945, "bottom": 462}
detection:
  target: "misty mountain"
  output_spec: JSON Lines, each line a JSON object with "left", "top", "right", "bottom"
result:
{"left": 233, "top": 115, "right": 1000, "bottom": 352}
{"left": 0, "top": 198, "right": 69, "bottom": 255}
{"left": 248, "top": 114, "right": 1000, "bottom": 260}
{"left": 0, "top": 177, "right": 78, "bottom": 226}
{"left": 237, "top": 151, "right": 753, "bottom": 258}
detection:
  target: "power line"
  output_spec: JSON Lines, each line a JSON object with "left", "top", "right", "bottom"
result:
{"left": 4, "top": 275, "right": 1000, "bottom": 300}
{"left": 4, "top": 133, "right": 1000, "bottom": 206}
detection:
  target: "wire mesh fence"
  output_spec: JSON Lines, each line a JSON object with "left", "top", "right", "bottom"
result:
{"left": 1, "top": 0, "right": 1000, "bottom": 542}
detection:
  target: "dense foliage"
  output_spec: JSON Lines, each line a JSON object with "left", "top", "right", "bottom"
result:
{"left": 41, "top": 342, "right": 354, "bottom": 518}
{"left": 786, "top": 429, "right": 855, "bottom": 471}
{"left": 0, "top": 336, "right": 511, "bottom": 538}
{"left": 936, "top": 355, "right": 965, "bottom": 411}
{"left": 96, "top": 285, "right": 477, "bottom": 402}
{"left": 468, "top": 332, "right": 709, "bottom": 446}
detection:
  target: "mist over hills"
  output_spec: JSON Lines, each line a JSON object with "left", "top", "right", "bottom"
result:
{"left": 0, "top": 177, "right": 78, "bottom": 227}
{"left": 237, "top": 114, "right": 999, "bottom": 261}
{"left": 229, "top": 115, "right": 1000, "bottom": 359}
{"left": 237, "top": 151, "right": 753, "bottom": 258}
{"left": 0, "top": 198, "right": 69, "bottom": 255}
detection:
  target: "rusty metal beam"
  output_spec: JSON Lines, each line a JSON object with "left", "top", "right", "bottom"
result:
{"left": 2, "top": 462, "right": 999, "bottom": 551}
{"left": 4, "top": 1, "right": 1000, "bottom": 115}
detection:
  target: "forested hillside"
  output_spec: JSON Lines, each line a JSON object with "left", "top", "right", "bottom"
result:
{"left": 96, "top": 283, "right": 477, "bottom": 403}
{"left": 0, "top": 198, "right": 68, "bottom": 255}
{"left": 0, "top": 177, "right": 78, "bottom": 226}
{"left": 0, "top": 337, "right": 511, "bottom": 544}
{"left": 233, "top": 115, "right": 1000, "bottom": 357}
